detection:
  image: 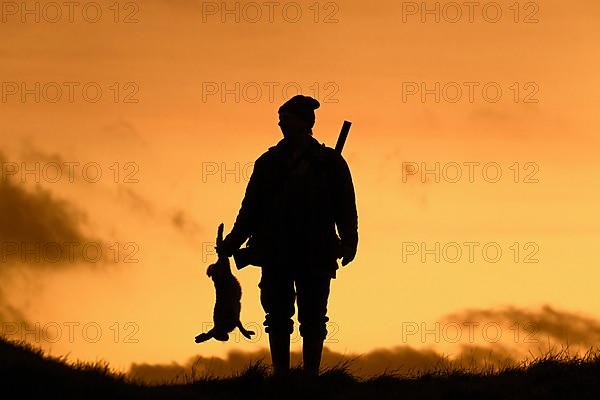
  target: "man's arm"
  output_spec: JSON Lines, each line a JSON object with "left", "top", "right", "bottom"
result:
{"left": 333, "top": 154, "right": 358, "bottom": 266}
{"left": 218, "top": 159, "right": 263, "bottom": 258}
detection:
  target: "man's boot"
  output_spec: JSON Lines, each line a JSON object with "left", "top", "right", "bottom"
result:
{"left": 268, "top": 332, "right": 290, "bottom": 376}
{"left": 303, "top": 337, "right": 324, "bottom": 377}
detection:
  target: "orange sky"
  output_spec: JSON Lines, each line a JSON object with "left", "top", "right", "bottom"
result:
{"left": 1, "top": 0, "right": 599, "bottom": 375}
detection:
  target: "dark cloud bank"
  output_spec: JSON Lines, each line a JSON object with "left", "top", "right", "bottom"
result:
{"left": 130, "top": 305, "right": 600, "bottom": 384}
{"left": 0, "top": 149, "right": 104, "bottom": 325}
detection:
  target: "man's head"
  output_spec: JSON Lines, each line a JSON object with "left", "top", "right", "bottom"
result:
{"left": 278, "top": 95, "right": 320, "bottom": 140}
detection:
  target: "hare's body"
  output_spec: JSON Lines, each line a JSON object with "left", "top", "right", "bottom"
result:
{"left": 195, "top": 224, "right": 255, "bottom": 343}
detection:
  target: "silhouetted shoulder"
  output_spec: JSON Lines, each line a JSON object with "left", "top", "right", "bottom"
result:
{"left": 259, "top": 140, "right": 288, "bottom": 161}
{"left": 253, "top": 147, "right": 278, "bottom": 170}
{"left": 320, "top": 145, "right": 338, "bottom": 158}
{"left": 319, "top": 145, "right": 350, "bottom": 171}
{"left": 255, "top": 151, "right": 271, "bottom": 165}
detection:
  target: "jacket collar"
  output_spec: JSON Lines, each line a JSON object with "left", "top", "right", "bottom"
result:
{"left": 273, "top": 135, "right": 321, "bottom": 154}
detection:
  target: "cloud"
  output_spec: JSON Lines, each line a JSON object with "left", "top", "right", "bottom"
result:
{"left": 0, "top": 180, "right": 101, "bottom": 268}
{"left": 129, "top": 305, "right": 600, "bottom": 384}
{"left": 443, "top": 305, "right": 600, "bottom": 347}
{"left": 171, "top": 210, "right": 202, "bottom": 237}
{"left": 101, "top": 120, "right": 148, "bottom": 148}
{"left": 19, "top": 141, "right": 66, "bottom": 166}
{"left": 0, "top": 277, "right": 32, "bottom": 330}
{"left": 0, "top": 150, "right": 106, "bottom": 269}
{"left": 116, "top": 186, "right": 204, "bottom": 239}
{"left": 117, "top": 186, "right": 154, "bottom": 216}
{"left": 0, "top": 289, "right": 28, "bottom": 326}
{"left": 129, "top": 345, "right": 519, "bottom": 385}
{"left": 130, "top": 349, "right": 272, "bottom": 384}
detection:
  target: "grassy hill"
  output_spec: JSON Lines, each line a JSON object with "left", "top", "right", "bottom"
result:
{"left": 2, "top": 336, "right": 600, "bottom": 399}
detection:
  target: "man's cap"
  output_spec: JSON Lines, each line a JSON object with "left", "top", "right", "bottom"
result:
{"left": 278, "top": 95, "right": 320, "bottom": 127}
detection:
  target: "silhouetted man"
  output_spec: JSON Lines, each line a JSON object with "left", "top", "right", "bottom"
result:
{"left": 217, "top": 95, "right": 358, "bottom": 376}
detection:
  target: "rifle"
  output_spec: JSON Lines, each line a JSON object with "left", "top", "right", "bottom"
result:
{"left": 335, "top": 120, "right": 352, "bottom": 153}
{"left": 233, "top": 120, "right": 352, "bottom": 270}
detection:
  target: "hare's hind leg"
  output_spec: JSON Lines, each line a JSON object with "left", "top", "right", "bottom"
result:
{"left": 237, "top": 321, "right": 256, "bottom": 339}
{"left": 195, "top": 328, "right": 215, "bottom": 343}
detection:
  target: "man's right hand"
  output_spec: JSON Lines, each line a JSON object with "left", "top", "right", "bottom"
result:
{"left": 216, "top": 235, "right": 237, "bottom": 258}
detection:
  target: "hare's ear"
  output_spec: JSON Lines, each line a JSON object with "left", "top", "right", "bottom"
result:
{"left": 216, "top": 223, "right": 224, "bottom": 246}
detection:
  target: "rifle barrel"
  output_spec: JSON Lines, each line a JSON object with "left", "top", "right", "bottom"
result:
{"left": 335, "top": 120, "right": 352, "bottom": 153}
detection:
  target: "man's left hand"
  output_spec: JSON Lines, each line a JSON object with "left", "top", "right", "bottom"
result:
{"left": 339, "top": 244, "right": 356, "bottom": 266}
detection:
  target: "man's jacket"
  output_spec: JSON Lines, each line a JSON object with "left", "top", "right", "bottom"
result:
{"left": 222, "top": 136, "right": 358, "bottom": 278}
